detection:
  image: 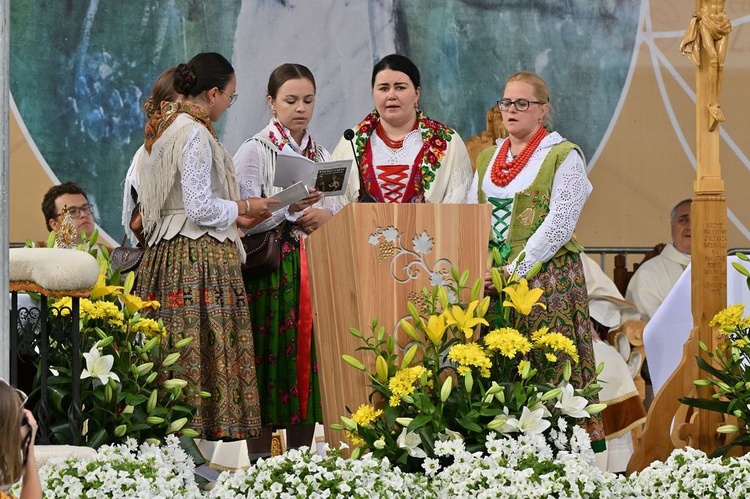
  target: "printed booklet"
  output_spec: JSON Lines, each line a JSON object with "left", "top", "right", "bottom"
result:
{"left": 274, "top": 153, "right": 352, "bottom": 197}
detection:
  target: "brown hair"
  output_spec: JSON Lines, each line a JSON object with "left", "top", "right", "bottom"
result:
{"left": 41, "top": 181, "right": 89, "bottom": 231}
{"left": 143, "top": 67, "right": 178, "bottom": 118}
{"left": 173, "top": 52, "right": 234, "bottom": 98}
{"left": 267, "top": 63, "right": 316, "bottom": 99}
{"left": 505, "top": 71, "right": 553, "bottom": 128}
{"left": 0, "top": 381, "right": 24, "bottom": 486}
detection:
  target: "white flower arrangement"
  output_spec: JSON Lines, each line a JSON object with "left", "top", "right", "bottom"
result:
{"left": 39, "top": 435, "right": 202, "bottom": 498}
{"left": 623, "top": 446, "right": 750, "bottom": 498}
{"left": 209, "top": 447, "right": 432, "bottom": 498}
{"left": 429, "top": 430, "right": 626, "bottom": 498}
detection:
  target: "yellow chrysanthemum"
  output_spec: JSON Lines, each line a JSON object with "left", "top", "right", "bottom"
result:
{"left": 351, "top": 404, "right": 383, "bottom": 427}
{"left": 88, "top": 301, "right": 125, "bottom": 326}
{"left": 52, "top": 296, "right": 76, "bottom": 315}
{"left": 545, "top": 353, "right": 557, "bottom": 362}
{"left": 448, "top": 343, "right": 492, "bottom": 378}
{"left": 733, "top": 338, "right": 748, "bottom": 349}
{"left": 502, "top": 278, "right": 546, "bottom": 315}
{"left": 388, "top": 365, "right": 427, "bottom": 406}
{"left": 530, "top": 326, "right": 550, "bottom": 342}
{"left": 345, "top": 431, "right": 365, "bottom": 447}
{"left": 484, "top": 327, "right": 532, "bottom": 359}
{"left": 710, "top": 304, "right": 748, "bottom": 332}
{"left": 130, "top": 317, "right": 165, "bottom": 338}
{"left": 533, "top": 331, "right": 579, "bottom": 363}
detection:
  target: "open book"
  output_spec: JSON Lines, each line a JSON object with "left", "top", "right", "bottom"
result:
{"left": 268, "top": 181, "right": 309, "bottom": 213}
{"left": 274, "top": 153, "right": 352, "bottom": 197}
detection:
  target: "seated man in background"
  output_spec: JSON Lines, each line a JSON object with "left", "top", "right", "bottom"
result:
{"left": 41, "top": 182, "right": 97, "bottom": 245}
{"left": 626, "top": 199, "right": 691, "bottom": 322}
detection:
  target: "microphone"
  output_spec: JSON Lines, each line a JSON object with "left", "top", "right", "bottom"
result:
{"left": 344, "top": 128, "right": 376, "bottom": 203}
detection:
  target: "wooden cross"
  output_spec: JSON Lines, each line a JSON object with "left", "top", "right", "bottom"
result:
{"left": 627, "top": 0, "right": 729, "bottom": 473}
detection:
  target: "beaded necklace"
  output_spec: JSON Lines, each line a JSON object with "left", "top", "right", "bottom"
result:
{"left": 490, "top": 126, "right": 548, "bottom": 187}
{"left": 375, "top": 120, "right": 418, "bottom": 150}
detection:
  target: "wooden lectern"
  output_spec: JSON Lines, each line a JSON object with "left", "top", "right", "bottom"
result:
{"left": 306, "top": 203, "right": 491, "bottom": 446}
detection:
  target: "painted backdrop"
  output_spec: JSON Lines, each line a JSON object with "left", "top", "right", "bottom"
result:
{"left": 8, "top": 0, "right": 750, "bottom": 253}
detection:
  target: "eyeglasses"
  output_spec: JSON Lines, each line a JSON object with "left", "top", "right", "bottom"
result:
{"left": 497, "top": 98, "right": 546, "bottom": 112}
{"left": 219, "top": 89, "right": 238, "bottom": 107}
{"left": 57, "top": 203, "right": 94, "bottom": 218}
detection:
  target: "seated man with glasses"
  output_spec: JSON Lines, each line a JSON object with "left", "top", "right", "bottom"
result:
{"left": 41, "top": 182, "right": 97, "bottom": 245}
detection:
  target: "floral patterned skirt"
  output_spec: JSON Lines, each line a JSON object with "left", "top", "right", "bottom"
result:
{"left": 516, "top": 251, "right": 605, "bottom": 451}
{"left": 135, "top": 234, "right": 262, "bottom": 440}
{"left": 244, "top": 228, "right": 322, "bottom": 428}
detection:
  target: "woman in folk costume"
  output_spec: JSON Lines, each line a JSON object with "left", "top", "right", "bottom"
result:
{"left": 331, "top": 54, "right": 472, "bottom": 203}
{"left": 121, "top": 66, "right": 178, "bottom": 247}
{"left": 466, "top": 71, "right": 604, "bottom": 453}
{"left": 136, "top": 52, "right": 276, "bottom": 440}
{"left": 233, "top": 63, "right": 344, "bottom": 447}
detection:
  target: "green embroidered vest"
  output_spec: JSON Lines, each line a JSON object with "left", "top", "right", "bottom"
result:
{"left": 475, "top": 141, "right": 584, "bottom": 262}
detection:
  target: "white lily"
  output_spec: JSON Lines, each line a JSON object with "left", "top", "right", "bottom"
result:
{"left": 396, "top": 428, "right": 427, "bottom": 459}
{"left": 513, "top": 406, "right": 551, "bottom": 435}
{"left": 81, "top": 346, "right": 120, "bottom": 384}
{"left": 487, "top": 407, "right": 517, "bottom": 434}
{"left": 437, "top": 428, "right": 464, "bottom": 441}
{"left": 555, "top": 383, "right": 590, "bottom": 419}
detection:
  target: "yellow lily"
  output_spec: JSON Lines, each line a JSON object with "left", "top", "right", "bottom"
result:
{"left": 444, "top": 300, "right": 489, "bottom": 339}
{"left": 503, "top": 278, "right": 546, "bottom": 315}
{"left": 90, "top": 273, "right": 123, "bottom": 300}
{"left": 421, "top": 313, "right": 448, "bottom": 345}
{"left": 119, "top": 292, "right": 161, "bottom": 316}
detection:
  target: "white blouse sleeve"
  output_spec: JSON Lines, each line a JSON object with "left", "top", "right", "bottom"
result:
{"left": 181, "top": 126, "right": 237, "bottom": 231}
{"left": 233, "top": 138, "right": 288, "bottom": 234}
{"left": 465, "top": 169, "right": 480, "bottom": 203}
{"left": 508, "top": 150, "right": 591, "bottom": 277}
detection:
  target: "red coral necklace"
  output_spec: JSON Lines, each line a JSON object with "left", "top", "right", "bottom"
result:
{"left": 376, "top": 120, "right": 418, "bottom": 150}
{"left": 490, "top": 126, "right": 548, "bottom": 187}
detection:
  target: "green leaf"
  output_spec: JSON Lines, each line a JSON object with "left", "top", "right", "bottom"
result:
{"left": 87, "top": 428, "right": 109, "bottom": 448}
{"left": 678, "top": 396, "right": 730, "bottom": 413}
{"left": 695, "top": 356, "right": 736, "bottom": 385}
{"left": 47, "top": 385, "right": 70, "bottom": 413}
{"left": 407, "top": 414, "right": 432, "bottom": 431}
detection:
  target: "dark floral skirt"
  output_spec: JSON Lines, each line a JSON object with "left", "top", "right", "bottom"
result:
{"left": 244, "top": 228, "right": 322, "bottom": 428}
{"left": 136, "top": 234, "right": 262, "bottom": 440}
{"left": 516, "top": 251, "right": 605, "bottom": 450}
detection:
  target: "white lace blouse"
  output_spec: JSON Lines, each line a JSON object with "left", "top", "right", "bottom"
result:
{"left": 465, "top": 132, "right": 592, "bottom": 277}
{"left": 180, "top": 126, "right": 239, "bottom": 232}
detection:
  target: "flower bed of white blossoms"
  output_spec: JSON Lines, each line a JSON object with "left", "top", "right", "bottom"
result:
{"left": 39, "top": 435, "right": 202, "bottom": 498}
{"left": 209, "top": 448, "right": 431, "bottom": 498}
{"left": 34, "top": 433, "right": 750, "bottom": 498}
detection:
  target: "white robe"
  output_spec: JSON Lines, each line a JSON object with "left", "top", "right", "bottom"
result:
{"left": 625, "top": 243, "right": 691, "bottom": 322}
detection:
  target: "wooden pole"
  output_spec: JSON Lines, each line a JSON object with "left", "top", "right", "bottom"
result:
{"left": 627, "top": 0, "right": 729, "bottom": 472}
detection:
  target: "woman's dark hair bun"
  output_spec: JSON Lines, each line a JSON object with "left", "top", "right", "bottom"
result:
{"left": 173, "top": 63, "right": 197, "bottom": 96}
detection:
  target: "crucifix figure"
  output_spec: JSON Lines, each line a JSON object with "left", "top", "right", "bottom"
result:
{"left": 680, "top": 0, "right": 732, "bottom": 132}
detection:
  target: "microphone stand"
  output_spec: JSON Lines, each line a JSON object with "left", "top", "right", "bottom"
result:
{"left": 344, "top": 129, "right": 376, "bottom": 203}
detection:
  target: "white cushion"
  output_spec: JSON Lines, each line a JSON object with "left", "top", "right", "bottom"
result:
{"left": 35, "top": 445, "right": 97, "bottom": 467}
{"left": 9, "top": 248, "right": 99, "bottom": 297}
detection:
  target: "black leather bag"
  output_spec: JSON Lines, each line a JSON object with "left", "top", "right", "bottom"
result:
{"left": 241, "top": 223, "right": 285, "bottom": 277}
